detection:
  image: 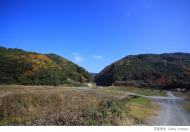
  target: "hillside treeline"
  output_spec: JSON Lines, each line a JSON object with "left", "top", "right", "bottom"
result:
{"left": 0, "top": 47, "right": 94, "bottom": 86}
{"left": 95, "top": 53, "right": 190, "bottom": 86}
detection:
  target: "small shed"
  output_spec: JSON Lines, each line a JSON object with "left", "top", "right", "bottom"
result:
{"left": 175, "top": 88, "right": 182, "bottom": 92}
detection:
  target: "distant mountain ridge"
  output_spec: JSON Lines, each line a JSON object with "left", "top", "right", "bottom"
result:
{"left": 89, "top": 72, "right": 99, "bottom": 77}
{"left": 0, "top": 47, "right": 94, "bottom": 86}
{"left": 94, "top": 53, "right": 190, "bottom": 86}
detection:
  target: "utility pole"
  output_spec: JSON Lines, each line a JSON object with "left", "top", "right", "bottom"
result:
{"left": 164, "top": 60, "right": 167, "bottom": 66}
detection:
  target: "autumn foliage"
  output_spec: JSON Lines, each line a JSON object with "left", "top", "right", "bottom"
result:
{"left": 0, "top": 47, "right": 94, "bottom": 86}
{"left": 95, "top": 53, "right": 190, "bottom": 86}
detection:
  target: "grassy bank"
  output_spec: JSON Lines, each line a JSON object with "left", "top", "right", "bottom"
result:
{"left": 0, "top": 85, "right": 159, "bottom": 126}
{"left": 173, "top": 92, "right": 190, "bottom": 102}
{"left": 180, "top": 103, "right": 190, "bottom": 112}
{"left": 173, "top": 92, "right": 190, "bottom": 112}
{"left": 126, "top": 95, "right": 159, "bottom": 124}
{"left": 103, "top": 86, "right": 167, "bottom": 96}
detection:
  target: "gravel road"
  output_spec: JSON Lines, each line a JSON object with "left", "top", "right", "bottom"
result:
{"left": 118, "top": 90, "right": 190, "bottom": 125}
{"left": 78, "top": 88, "right": 190, "bottom": 126}
{"left": 146, "top": 91, "right": 190, "bottom": 126}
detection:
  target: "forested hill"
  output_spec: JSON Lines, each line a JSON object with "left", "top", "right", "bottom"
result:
{"left": 94, "top": 53, "right": 190, "bottom": 86}
{"left": 0, "top": 47, "right": 94, "bottom": 86}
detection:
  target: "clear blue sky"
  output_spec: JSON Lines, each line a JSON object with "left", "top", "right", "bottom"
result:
{"left": 1, "top": 0, "right": 190, "bottom": 73}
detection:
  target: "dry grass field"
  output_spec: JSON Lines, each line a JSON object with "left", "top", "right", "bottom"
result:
{"left": 0, "top": 85, "right": 160, "bottom": 126}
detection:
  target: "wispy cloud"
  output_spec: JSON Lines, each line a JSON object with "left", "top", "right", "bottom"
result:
{"left": 125, "top": 12, "right": 130, "bottom": 18}
{"left": 92, "top": 55, "right": 105, "bottom": 60}
{"left": 92, "top": 55, "right": 102, "bottom": 59}
{"left": 172, "top": 20, "right": 177, "bottom": 23}
{"left": 71, "top": 53, "right": 85, "bottom": 62}
{"left": 74, "top": 56, "right": 85, "bottom": 62}
{"left": 71, "top": 53, "right": 77, "bottom": 55}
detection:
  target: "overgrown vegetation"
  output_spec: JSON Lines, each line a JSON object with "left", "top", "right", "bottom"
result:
{"left": 0, "top": 92, "right": 63, "bottom": 125}
{"left": 0, "top": 86, "right": 159, "bottom": 126}
{"left": 0, "top": 47, "right": 94, "bottom": 86}
{"left": 126, "top": 96, "right": 158, "bottom": 124}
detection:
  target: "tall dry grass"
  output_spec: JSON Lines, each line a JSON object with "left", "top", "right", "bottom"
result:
{"left": 125, "top": 96, "right": 160, "bottom": 124}
{"left": 0, "top": 85, "right": 160, "bottom": 126}
{"left": 180, "top": 103, "right": 190, "bottom": 112}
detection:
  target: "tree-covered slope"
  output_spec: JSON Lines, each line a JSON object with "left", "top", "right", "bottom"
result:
{"left": 0, "top": 47, "right": 94, "bottom": 86}
{"left": 94, "top": 53, "right": 190, "bottom": 86}
{"left": 45, "top": 53, "right": 94, "bottom": 82}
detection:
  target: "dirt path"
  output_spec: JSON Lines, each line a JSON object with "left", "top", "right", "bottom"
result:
{"left": 104, "top": 90, "right": 190, "bottom": 126}
{"left": 77, "top": 88, "right": 190, "bottom": 126}
{"left": 146, "top": 91, "right": 190, "bottom": 126}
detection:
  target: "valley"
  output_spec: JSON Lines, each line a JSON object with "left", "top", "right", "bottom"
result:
{"left": 0, "top": 47, "right": 190, "bottom": 126}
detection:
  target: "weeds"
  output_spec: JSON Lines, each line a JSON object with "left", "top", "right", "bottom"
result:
{"left": 125, "top": 96, "right": 158, "bottom": 124}
{"left": 180, "top": 103, "right": 190, "bottom": 112}
{"left": 0, "top": 86, "right": 159, "bottom": 126}
{"left": 0, "top": 92, "right": 63, "bottom": 125}
{"left": 102, "top": 109, "right": 108, "bottom": 118}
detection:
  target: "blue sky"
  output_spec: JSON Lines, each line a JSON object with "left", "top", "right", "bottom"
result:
{"left": 0, "top": 0, "right": 190, "bottom": 73}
